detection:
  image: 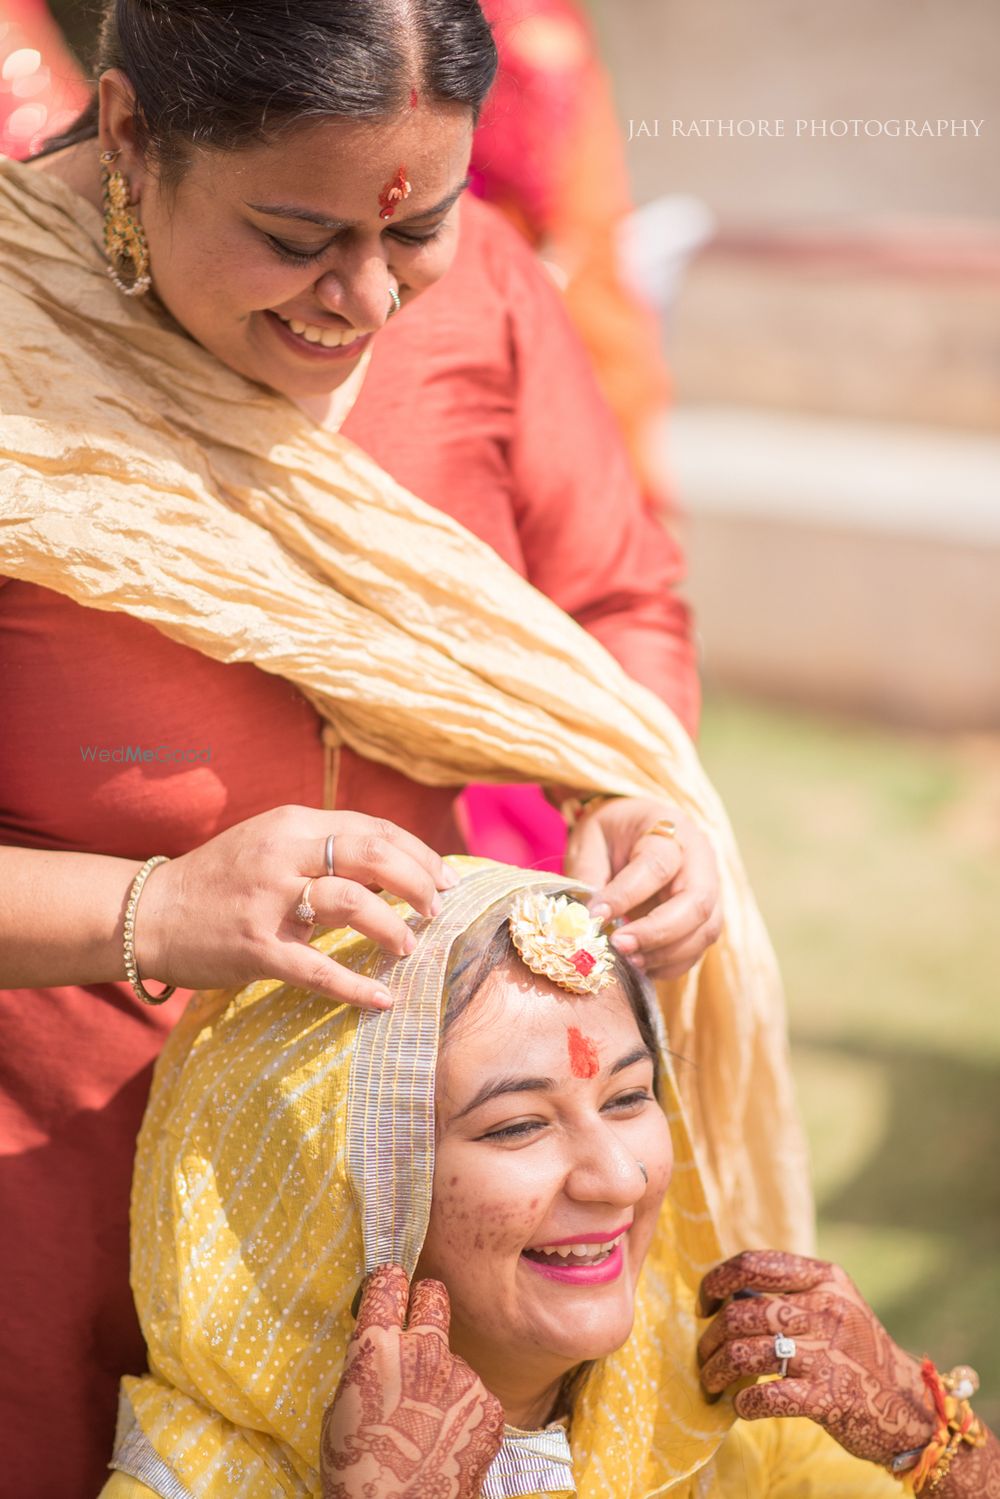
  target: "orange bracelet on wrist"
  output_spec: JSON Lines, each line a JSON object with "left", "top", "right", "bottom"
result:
{"left": 894, "top": 1360, "right": 985, "bottom": 1494}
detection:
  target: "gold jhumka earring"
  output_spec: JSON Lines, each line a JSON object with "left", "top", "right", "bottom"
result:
{"left": 100, "top": 149, "right": 151, "bottom": 297}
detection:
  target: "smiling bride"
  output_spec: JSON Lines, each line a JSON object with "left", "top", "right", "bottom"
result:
{"left": 100, "top": 861, "right": 998, "bottom": 1498}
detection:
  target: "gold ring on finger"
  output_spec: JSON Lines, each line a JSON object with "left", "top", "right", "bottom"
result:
{"left": 294, "top": 878, "right": 318, "bottom": 925}
{"left": 642, "top": 818, "right": 680, "bottom": 843}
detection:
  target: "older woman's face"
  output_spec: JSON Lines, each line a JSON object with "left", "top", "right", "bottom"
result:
{"left": 126, "top": 100, "right": 473, "bottom": 400}
{"left": 417, "top": 963, "right": 672, "bottom": 1408}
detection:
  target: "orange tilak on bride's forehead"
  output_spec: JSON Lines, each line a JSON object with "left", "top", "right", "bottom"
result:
{"left": 567, "top": 1025, "right": 600, "bottom": 1079}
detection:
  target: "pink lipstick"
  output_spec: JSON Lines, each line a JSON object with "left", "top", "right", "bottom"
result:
{"left": 520, "top": 1242, "right": 625, "bottom": 1286}
{"left": 519, "top": 1223, "right": 631, "bottom": 1285}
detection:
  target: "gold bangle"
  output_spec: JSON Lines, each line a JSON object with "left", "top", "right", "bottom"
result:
{"left": 123, "top": 855, "right": 176, "bottom": 1006}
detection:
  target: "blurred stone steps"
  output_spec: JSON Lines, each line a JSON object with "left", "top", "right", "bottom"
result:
{"left": 669, "top": 228, "right": 1000, "bottom": 435}
{"left": 670, "top": 404, "right": 1000, "bottom": 729}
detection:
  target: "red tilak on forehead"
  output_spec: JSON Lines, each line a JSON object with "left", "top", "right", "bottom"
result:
{"left": 378, "top": 165, "right": 412, "bottom": 220}
{"left": 409, "top": 87, "right": 419, "bottom": 109}
{"left": 567, "top": 1026, "right": 599, "bottom": 1079}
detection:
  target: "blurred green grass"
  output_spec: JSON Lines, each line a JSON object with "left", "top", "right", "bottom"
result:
{"left": 699, "top": 693, "right": 1000, "bottom": 1425}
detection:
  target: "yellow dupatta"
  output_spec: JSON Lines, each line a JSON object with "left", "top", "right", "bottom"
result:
{"left": 0, "top": 155, "right": 809, "bottom": 1257}
{"left": 109, "top": 859, "right": 736, "bottom": 1498}
{"left": 105, "top": 861, "right": 897, "bottom": 1499}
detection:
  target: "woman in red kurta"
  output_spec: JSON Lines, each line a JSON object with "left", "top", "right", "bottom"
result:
{"left": 0, "top": 42, "right": 713, "bottom": 1499}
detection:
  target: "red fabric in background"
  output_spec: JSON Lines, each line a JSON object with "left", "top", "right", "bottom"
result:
{"left": 0, "top": 196, "right": 696, "bottom": 1497}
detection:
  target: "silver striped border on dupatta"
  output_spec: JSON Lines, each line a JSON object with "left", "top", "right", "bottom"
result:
{"left": 109, "top": 1390, "right": 196, "bottom": 1499}
{"left": 480, "top": 1426, "right": 577, "bottom": 1498}
{"left": 346, "top": 864, "right": 581, "bottom": 1497}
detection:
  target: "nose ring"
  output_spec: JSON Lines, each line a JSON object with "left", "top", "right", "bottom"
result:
{"left": 637, "top": 1160, "right": 648, "bottom": 1184}
{"left": 388, "top": 286, "right": 401, "bottom": 317}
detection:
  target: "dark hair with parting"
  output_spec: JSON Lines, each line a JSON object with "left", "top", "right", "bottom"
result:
{"left": 34, "top": 0, "right": 498, "bottom": 175}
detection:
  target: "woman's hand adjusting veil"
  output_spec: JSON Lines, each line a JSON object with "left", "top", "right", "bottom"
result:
{"left": 133, "top": 807, "right": 455, "bottom": 1010}
{"left": 566, "top": 797, "right": 722, "bottom": 980}
{"left": 321, "top": 1265, "right": 505, "bottom": 1499}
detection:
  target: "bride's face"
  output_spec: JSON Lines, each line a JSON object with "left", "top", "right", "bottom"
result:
{"left": 417, "top": 961, "right": 673, "bottom": 1406}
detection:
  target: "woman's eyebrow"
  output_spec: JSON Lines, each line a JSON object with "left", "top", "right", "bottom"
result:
{"left": 610, "top": 1044, "right": 657, "bottom": 1076}
{"left": 453, "top": 1043, "right": 656, "bottom": 1121}
{"left": 453, "top": 1073, "right": 553, "bottom": 1121}
{"left": 243, "top": 177, "right": 470, "bottom": 230}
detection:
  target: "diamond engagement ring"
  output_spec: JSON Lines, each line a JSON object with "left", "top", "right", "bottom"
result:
{"left": 295, "top": 879, "right": 317, "bottom": 925}
{"left": 774, "top": 1335, "right": 796, "bottom": 1377}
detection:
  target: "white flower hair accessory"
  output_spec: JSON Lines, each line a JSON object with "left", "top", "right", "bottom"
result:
{"left": 508, "top": 889, "right": 615, "bottom": 996}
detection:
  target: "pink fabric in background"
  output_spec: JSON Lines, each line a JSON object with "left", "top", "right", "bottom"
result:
{"left": 458, "top": 784, "right": 568, "bottom": 871}
{"left": 0, "top": 0, "right": 87, "bottom": 159}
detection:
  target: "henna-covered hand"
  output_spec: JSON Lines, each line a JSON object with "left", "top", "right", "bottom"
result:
{"left": 321, "top": 1265, "right": 505, "bottom": 1499}
{"left": 699, "top": 1251, "right": 1000, "bottom": 1496}
{"left": 696, "top": 1250, "right": 935, "bottom": 1469}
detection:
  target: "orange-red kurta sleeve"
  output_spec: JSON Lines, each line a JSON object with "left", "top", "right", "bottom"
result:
{"left": 346, "top": 196, "right": 700, "bottom": 738}
{"left": 500, "top": 222, "right": 699, "bottom": 734}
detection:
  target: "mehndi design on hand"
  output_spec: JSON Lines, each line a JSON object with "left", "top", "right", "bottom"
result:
{"left": 697, "top": 1250, "right": 935, "bottom": 1468}
{"left": 321, "top": 1264, "right": 505, "bottom": 1499}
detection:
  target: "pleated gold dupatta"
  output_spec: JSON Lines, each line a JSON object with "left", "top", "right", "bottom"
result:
{"left": 112, "top": 860, "right": 737, "bottom": 1498}
{"left": 0, "top": 156, "right": 810, "bottom": 1256}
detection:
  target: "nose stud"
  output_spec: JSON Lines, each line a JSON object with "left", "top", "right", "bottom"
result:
{"left": 637, "top": 1160, "right": 648, "bottom": 1184}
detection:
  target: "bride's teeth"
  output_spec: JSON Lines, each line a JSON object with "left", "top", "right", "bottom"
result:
{"left": 530, "top": 1232, "right": 624, "bottom": 1262}
{"left": 302, "top": 326, "right": 322, "bottom": 343}
{"left": 319, "top": 328, "right": 342, "bottom": 347}
{"left": 289, "top": 318, "right": 306, "bottom": 335}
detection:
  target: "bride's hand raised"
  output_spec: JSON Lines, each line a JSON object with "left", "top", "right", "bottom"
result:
{"left": 133, "top": 807, "right": 456, "bottom": 1010}
{"left": 565, "top": 797, "right": 722, "bottom": 980}
{"left": 697, "top": 1250, "right": 935, "bottom": 1469}
{"left": 321, "top": 1265, "right": 505, "bottom": 1499}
